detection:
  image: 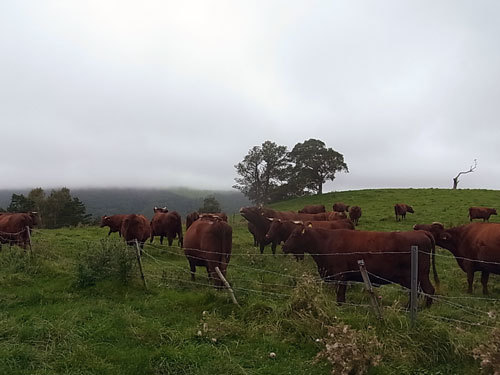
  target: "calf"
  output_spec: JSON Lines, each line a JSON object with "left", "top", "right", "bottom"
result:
{"left": 348, "top": 206, "right": 362, "bottom": 226}
{"left": 394, "top": 203, "right": 414, "bottom": 221}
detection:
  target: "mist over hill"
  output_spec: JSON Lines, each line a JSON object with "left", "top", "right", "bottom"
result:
{"left": 0, "top": 188, "right": 250, "bottom": 219}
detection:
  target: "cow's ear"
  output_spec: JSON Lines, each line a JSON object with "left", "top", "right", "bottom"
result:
{"left": 307, "top": 223, "right": 313, "bottom": 228}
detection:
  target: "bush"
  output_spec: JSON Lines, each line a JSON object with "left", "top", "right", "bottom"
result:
{"left": 74, "top": 240, "right": 136, "bottom": 288}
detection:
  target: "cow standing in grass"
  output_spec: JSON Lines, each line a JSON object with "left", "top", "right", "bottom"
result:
{"left": 394, "top": 204, "right": 414, "bottom": 221}
{"left": 150, "top": 210, "right": 183, "bottom": 247}
{"left": 348, "top": 206, "right": 362, "bottom": 226}
{"left": 100, "top": 214, "right": 127, "bottom": 237}
{"left": 121, "top": 214, "right": 151, "bottom": 251}
{"left": 468, "top": 207, "right": 497, "bottom": 222}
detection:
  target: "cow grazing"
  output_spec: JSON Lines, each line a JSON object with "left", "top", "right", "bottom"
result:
{"left": 0, "top": 212, "right": 38, "bottom": 250}
{"left": 394, "top": 204, "right": 414, "bottom": 221}
{"left": 326, "top": 211, "right": 348, "bottom": 221}
{"left": 468, "top": 207, "right": 497, "bottom": 222}
{"left": 333, "top": 202, "right": 349, "bottom": 212}
{"left": 414, "top": 222, "right": 500, "bottom": 294}
{"left": 298, "top": 205, "right": 326, "bottom": 214}
{"left": 183, "top": 218, "right": 232, "bottom": 287}
{"left": 100, "top": 214, "right": 127, "bottom": 237}
{"left": 282, "top": 227, "right": 438, "bottom": 305}
{"left": 121, "top": 214, "right": 151, "bottom": 250}
{"left": 186, "top": 212, "right": 228, "bottom": 230}
{"left": 349, "top": 206, "right": 362, "bottom": 226}
{"left": 150, "top": 211, "right": 183, "bottom": 247}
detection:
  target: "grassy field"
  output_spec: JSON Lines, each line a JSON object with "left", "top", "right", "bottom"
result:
{"left": 0, "top": 188, "right": 499, "bottom": 374}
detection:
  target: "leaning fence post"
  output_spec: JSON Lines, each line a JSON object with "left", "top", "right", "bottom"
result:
{"left": 134, "top": 240, "right": 148, "bottom": 289}
{"left": 215, "top": 266, "right": 239, "bottom": 306}
{"left": 357, "top": 260, "right": 383, "bottom": 319}
{"left": 26, "top": 226, "right": 32, "bottom": 252}
{"left": 410, "top": 245, "right": 419, "bottom": 326}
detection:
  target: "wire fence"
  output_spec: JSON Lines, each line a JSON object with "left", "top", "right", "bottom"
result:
{"left": 2, "top": 228, "right": 498, "bottom": 329}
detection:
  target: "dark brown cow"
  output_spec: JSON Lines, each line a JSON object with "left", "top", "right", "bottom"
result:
{"left": 150, "top": 211, "right": 183, "bottom": 247}
{"left": 0, "top": 212, "right": 38, "bottom": 250}
{"left": 333, "top": 202, "right": 349, "bottom": 212}
{"left": 394, "top": 203, "right": 414, "bottom": 221}
{"left": 265, "top": 218, "right": 355, "bottom": 246}
{"left": 469, "top": 207, "right": 497, "bottom": 222}
{"left": 298, "top": 205, "right": 326, "bottom": 214}
{"left": 326, "top": 211, "right": 348, "bottom": 221}
{"left": 186, "top": 212, "right": 228, "bottom": 230}
{"left": 349, "top": 206, "right": 362, "bottom": 226}
{"left": 100, "top": 214, "right": 127, "bottom": 237}
{"left": 121, "top": 214, "right": 151, "bottom": 250}
{"left": 183, "top": 218, "right": 232, "bottom": 287}
{"left": 414, "top": 222, "right": 500, "bottom": 294}
{"left": 247, "top": 221, "right": 259, "bottom": 247}
{"left": 240, "top": 206, "right": 277, "bottom": 254}
{"left": 282, "top": 227, "right": 438, "bottom": 305}
{"left": 260, "top": 207, "right": 329, "bottom": 221}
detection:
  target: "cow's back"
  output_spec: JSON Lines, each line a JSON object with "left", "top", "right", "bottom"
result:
{"left": 122, "top": 214, "right": 151, "bottom": 243}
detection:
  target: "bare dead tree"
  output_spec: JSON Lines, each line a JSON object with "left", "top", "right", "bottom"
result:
{"left": 452, "top": 159, "right": 477, "bottom": 189}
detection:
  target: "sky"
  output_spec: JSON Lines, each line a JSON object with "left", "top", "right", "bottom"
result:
{"left": 1, "top": 1, "right": 499, "bottom": 192}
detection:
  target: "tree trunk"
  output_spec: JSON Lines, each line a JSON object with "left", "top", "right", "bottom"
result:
{"left": 452, "top": 177, "right": 458, "bottom": 190}
{"left": 317, "top": 182, "right": 323, "bottom": 195}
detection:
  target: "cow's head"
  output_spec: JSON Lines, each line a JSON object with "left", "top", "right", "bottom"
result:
{"left": 282, "top": 225, "right": 307, "bottom": 258}
{"left": 154, "top": 206, "right": 168, "bottom": 213}
{"left": 100, "top": 215, "right": 109, "bottom": 227}
{"left": 406, "top": 205, "right": 415, "bottom": 213}
{"left": 491, "top": 208, "right": 498, "bottom": 215}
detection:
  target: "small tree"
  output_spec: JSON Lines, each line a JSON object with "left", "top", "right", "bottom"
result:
{"left": 233, "top": 141, "right": 288, "bottom": 204}
{"left": 198, "top": 196, "right": 222, "bottom": 213}
{"left": 452, "top": 159, "right": 477, "bottom": 189}
{"left": 288, "top": 139, "right": 348, "bottom": 195}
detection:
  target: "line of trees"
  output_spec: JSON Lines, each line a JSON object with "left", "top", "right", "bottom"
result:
{"left": 0, "top": 187, "right": 91, "bottom": 228}
{"left": 233, "top": 139, "right": 348, "bottom": 204}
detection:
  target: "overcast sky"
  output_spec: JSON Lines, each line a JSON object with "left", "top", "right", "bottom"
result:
{"left": 1, "top": 1, "right": 499, "bottom": 192}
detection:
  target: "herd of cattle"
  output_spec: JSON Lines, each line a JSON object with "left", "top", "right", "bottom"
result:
{"left": 0, "top": 203, "right": 498, "bottom": 305}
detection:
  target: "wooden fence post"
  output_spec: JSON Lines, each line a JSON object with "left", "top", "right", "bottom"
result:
{"left": 134, "top": 240, "right": 147, "bottom": 289}
{"left": 358, "top": 260, "right": 383, "bottom": 320}
{"left": 410, "top": 245, "right": 418, "bottom": 326}
{"left": 26, "top": 226, "right": 32, "bottom": 252}
{"left": 215, "top": 266, "right": 239, "bottom": 306}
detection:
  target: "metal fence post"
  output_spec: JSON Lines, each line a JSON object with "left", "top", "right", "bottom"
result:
{"left": 410, "top": 245, "right": 418, "bottom": 326}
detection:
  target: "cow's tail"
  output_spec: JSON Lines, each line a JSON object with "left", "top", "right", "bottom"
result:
{"left": 426, "top": 231, "right": 440, "bottom": 289}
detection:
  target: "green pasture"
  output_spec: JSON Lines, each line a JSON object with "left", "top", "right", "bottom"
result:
{"left": 0, "top": 189, "right": 499, "bottom": 374}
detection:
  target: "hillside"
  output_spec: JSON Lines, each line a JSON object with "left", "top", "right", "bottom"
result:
{"left": 0, "top": 188, "right": 498, "bottom": 374}
{"left": 0, "top": 188, "right": 250, "bottom": 218}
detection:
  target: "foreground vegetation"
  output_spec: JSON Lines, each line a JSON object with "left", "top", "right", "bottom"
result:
{"left": 0, "top": 189, "right": 499, "bottom": 374}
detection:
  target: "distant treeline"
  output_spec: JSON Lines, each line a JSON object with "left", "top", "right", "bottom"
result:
{"left": 0, "top": 188, "right": 250, "bottom": 221}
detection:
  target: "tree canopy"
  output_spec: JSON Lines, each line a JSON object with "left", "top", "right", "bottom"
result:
{"left": 198, "top": 196, "right": 222, "bottom": 213}
{"left": 234, "top": 139, "right": 348, "bottom": 203}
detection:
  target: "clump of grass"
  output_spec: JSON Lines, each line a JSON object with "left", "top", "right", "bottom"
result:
{"left": 0, "top": 247, "right": 41, "bottom": 274}
{"left": 315, "top": 323, "right": 382, "bottom": 375}
{"left": 473, "top": 328, "right": 500, "bottom": 374}
{"left": 74, "top": 240, "right": 136, "bottom": 288}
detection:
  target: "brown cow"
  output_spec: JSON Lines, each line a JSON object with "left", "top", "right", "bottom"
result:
{"left": 349, "top": 206, "right": 362, "bottom": 226}
{"left": 150, "top": 211, "right": 183, "bottom": 247}
{"left": 326, "top": 211, "right": 348, "bottom": 221}
{"left": 260, "top": 207, "right": 329, "bottom": 221}
{"left": 414, "top": 222, "right": 500, "bottom": 294}
{"left": 100, "top": 214, "right": 127, "bottom": 237}
{"left": 333, "top": 202, "right": 349, "bottom": 212}
{"left": 469, "top": 207, "right": 497, "bottom": 222}
{"left": 240, "top": 206, "right": 277, "bottom": 254}
{"left": 186, "top": 212, "right": 228, "bottom": 230}
{"left": 394, "top": 203, "right": 414, "bottom": 221}
{"left": 247, "top": 221, "right": 259, "bottom": 247}
{"left": 298, "top": 205, "right": 326, "bottom": 214}
{"left": 282, "top": 227, "right": 438, "bottom": 305}
{"left": 183, "top": 218, "right": 232, "bottom": 287}
{"left": 0, "top": 212, "right": 38, "bottom": 250}
{"left": 120, "top": 214, "right": 151, "bottom": 250}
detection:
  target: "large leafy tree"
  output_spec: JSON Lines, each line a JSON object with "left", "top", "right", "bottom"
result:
{"left": 288, "top": 139, "right": 348, "bottom": 195}
{"left": 233, "top": 141, "right": 288, "bottom": 204}
{"left": 198, "top": 196, "right": 222, "bottom": 213}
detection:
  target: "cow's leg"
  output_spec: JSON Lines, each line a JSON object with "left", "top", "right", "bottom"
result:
{"left": 336, "top": 283, "right": 347, "bottom": 304}
{"left": 168, "top": 237, "right": 173, "bottom": 246}
{"left": 160, "top": 236, "right": 164, "bottom": 245}
{"left": 118, "top": 230, "right": 121, "bottom": 237}
{"left": 481, "top": 271, "right": 490, "bottom": 295}
{"left": 149, "top": 234, "right": 154, "bottom": 243}
{"left": 419, "top": 277, "right": 435, "bottom": 307}
{"left": 108, "top": 229, "right": 112, "bottom": 236}
{"left": 466, "top": 269, "right": 475, "bottom": 293}
{"left": 259, "top": 243, "right": 265, "bottom": 254}
{"left": 271, "top": 242, "right": 276, "bottom": 255}
{"left": 189, "top": 260, "right": 196, "bottom": 281}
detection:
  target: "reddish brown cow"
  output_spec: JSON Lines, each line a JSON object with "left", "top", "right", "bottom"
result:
{"left": 100, "top": 214, "right": 127, "bottom": 237}
{"left": 349, "top": 206, "right": 362, "bottom": 226}
{"left": 121, "top": 214, "right": 151, "bottom": 250}
{"left": 0, "top": 212, "right": 38, "bottom": 250}
{"left": 468, "top": 207, "right": 497, "bottom": 222}
{"left": 394, "top": 203, "right": 414, "bottom": 221}
{"left": 326, "top": 211, "right": 348, "bottom": 221}
{"left": 333, "top": 202, "right": 349, "bottom": 212}
{"left": 183, "top": 218, "right": 232, "bottom": 287}
{"left": 282, "top": 227, "right": 438, "bottom": 305}
{"left": 298, "top": 205, "right": 326, "bottom": 214}
{"left": 260, "top": 207, "right": 328, "bottom": 221}
{"left": 247, "top": 221, "right": 259, "bottom": 247}
{"left": 150, "top": 211, "right": 183, "bottom": 247}
{"left": 186, "top": 212, "right": 228, "bottom": 230}
{"left": 414, "top": 222, "right": 500, "bottom": 294}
